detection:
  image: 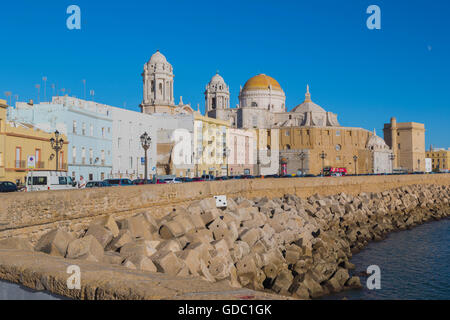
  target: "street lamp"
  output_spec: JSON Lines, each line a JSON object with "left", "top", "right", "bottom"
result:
{"left": 299, "top": 151, "right": 307, "bottom": 175}
{"left": 140, "top": 132, "right": 151, "bottom": 184}
{"left": 389, "top": 153, "right": 395, "bottom": 173}
{"left": 319, "top": 151, "right": 327, "bottom": 176}
{"left": 353, "top": 155, "right": 358, "bottom": 175}
{"left": 50, "top": 130, "right": 64, "bottom": 171}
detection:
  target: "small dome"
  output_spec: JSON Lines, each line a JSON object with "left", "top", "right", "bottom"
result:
{"left": 209, "top": 73, "right": 226, "bottom": 85}
{"left": 292, "top": 86, "right": 326, "bottom": 113}
{"left": 148, "top": 50, "right": 168, "bottom": 64}
{"left": 242, "top": 74, "right": 282, "bottom": 91}
{"left": 367, "top": 134, "right": 389, "bottom": 150}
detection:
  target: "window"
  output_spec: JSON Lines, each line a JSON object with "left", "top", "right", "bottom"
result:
{"left": 251, "top": 102, "right": 258, "bottom": 107}
{"left": 336, "top": 156, "right": 341, "bottom": 161}
{"left": 102, "top": 127, "right": 105, "bottom": 137}
{"left": 285, "top": 131, "right": 290, "bottom": 137}
{"left": 0, "top": 152, "right": 3, "bottom": 166}
{"left": 90, "top": 124, "right": 93, "bottom": 136}
{"left": 59, "top": 151, "right": 64, "bottom": 169}
{"left": 73, "top": 121, "right": 77, "bottom": 134}
{"left": 15, "top": 147, "right": 21, "bottom": 168}
{"left": 35, "top": 149, "right": 41, "bottom": 167}
{"left": 398, "top": 143, "right": 401, "bottom": 149}
{"left": 58, "top": 177, "right": 67, "bottom": 185}
{"left": 101, "top": 150, "right": 105, "bottom": 165}
{"left": 118, "top": 138, "right": 121, "bottom": 148}
{"left": 89, "top": 149, "right": 93, "bottom": 164}
{"left": 81, "top": 147, "right": 86, "bottom": 164}
{"left": 336, "top": 130, "right": 340, "bottom": 136}
{"left": 335, "top": 144, "right": 342, "bottom": 151}
{"left": 28, "top": 176, "right": 47, "bottom": 185}
{"left": 82, "top": 123, "right": 86, "bottom": 135}
{"left": 72, "top": 146, "right": 76, "bottom": 164}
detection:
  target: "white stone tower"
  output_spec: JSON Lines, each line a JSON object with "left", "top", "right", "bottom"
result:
{"left": 140, "top": 50, "right": 175, "bottom": 114}
{"left": 205, "top": 72, "right": 230, "bottom": 114}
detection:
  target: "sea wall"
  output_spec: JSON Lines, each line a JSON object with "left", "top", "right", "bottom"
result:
{"left": 0, "top": 174, "right": 449, "bottom": 242}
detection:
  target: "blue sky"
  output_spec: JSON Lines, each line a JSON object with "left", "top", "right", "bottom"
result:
{"left": 1, "top": 0, "right": 449, "bottom": 148}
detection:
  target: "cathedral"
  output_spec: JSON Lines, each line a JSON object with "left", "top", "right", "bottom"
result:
{"left": 205, "top": 73, "right": 340, "bottom": 129}
{"left": 140, "top": 50, "right": 394, "bottom": 175}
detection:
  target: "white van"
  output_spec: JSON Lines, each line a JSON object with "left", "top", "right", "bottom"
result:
{"left": 25, "top": 171, "right": 77, "bottom": 191}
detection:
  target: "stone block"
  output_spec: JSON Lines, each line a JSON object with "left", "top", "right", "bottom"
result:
{"left": 272, "top": 269, "right": 294, "bottom": 294}
{"left": 159, "top": 220, "right": 185, "bottom": 239}
{"left": 127, "top": 254, "right": 157, "bottom": 272}
{"left": 127, "top": 215, "right": 153, "bottom": 240}
{"left": 188, "top": 211, "right": 206, "bottom": 230}
{"left": 152, "top": 251, "right": 184, "bottom": 276}
{"left": 122, "top": 260, "right": 137, "bottom": 269}
{"left": 208, "top": 256, "right": 231, "bottom": 280}
{"left": 34, "top": 229, "right": 73, "bottom": 256}
{"left": 200, "top": 208, "right": 220, "bottom": 225}
{"left": 106, "top": 229, "right": 133, "bottom": 251}
{"left": 92, "top": 216, "right": 120, "bottom": 237}
{"left": 198, "top": 198, "right": 217, "bottom": 211}
{"left": 103, "top": 251, "right": 124, "bottom": 265}
{"left": 85, "top": 224, "right": 113, "bottom": 248}
{"left": 66, "top": 235, "right": 104, "bottom": 262}
{"left": 156, "top": 239, "right": 182, "bottom": 253}
{"left": 119, "top": 241, "right": 156, "bottom": 258}
{"left": 239, "top": 228, "right": 260, "bottom": 247}
{"left": 176, "top": 249, "right": 201, "bottom": 276}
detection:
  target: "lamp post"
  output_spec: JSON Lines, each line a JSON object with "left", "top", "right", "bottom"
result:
{"left": 319, "top": 151, "right": 327, "bottom": 176}
{"left": 50, "top": 130, "right": 64, "bottom": 171}
{"left": 299, "top": 151, "right": 306, "bottom": 175}
{"left": 140, "top": 132, "right": 151, "bottom": 184}
{"left": 389, "top": 153, "right": 395, "bottom": 173}
{"left": 353, "top": 155, "right": 358, "bottom": 175}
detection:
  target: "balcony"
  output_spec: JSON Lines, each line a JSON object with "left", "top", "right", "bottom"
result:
{"left": 15, "top": 160, "right": 25, "bottom": 169}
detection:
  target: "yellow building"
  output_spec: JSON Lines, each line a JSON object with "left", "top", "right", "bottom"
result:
{"left": 383, "top": 117, "right": 425, "bottom": 172}
{"left": 193, "top": 114, "right": 229, "bottom": 177}
{"left": 0, "top": 99, "right": 68, "bottom": 185}
{"left": 426, "top": 148, "right": 450, "bottom": 172}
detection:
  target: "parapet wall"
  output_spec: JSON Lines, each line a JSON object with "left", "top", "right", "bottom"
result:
{"left": 1, "top": 174, "right": 449, "bottom": 242}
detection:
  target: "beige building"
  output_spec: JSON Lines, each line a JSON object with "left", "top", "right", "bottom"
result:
{"left": 383, "top": 118, "right": 425, "bottom": 172}
{"left": 426, "top": 148, "right": 450, "bottom": 172}
{"left": 0, "top": 99, "right": 68, "bottom": 185}
{"left": 193, "top": 114, "right": 229, "bottom": 177}
{"left": 227, "top": 128, "right": 256, "bottom": 176}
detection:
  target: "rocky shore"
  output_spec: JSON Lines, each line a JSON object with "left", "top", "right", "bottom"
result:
{"left": 1, "top": 183, "right": 449, "bottom": 299}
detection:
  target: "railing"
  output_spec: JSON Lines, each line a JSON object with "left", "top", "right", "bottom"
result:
{"left": 15, "top": 160, "right": 26, "bottom": 168}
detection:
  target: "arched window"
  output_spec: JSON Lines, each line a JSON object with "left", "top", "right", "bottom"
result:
{"left": 251, "top": 102, "right": 258, "bottom": 107}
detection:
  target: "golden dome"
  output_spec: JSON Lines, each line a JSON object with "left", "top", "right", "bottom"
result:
{"left": 242, "top": 74, "right": 282, "bottom": 91}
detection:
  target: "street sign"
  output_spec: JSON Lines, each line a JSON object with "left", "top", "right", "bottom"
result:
{"left": 141, "top": 157, "right": 145, "bottom": 165}
{"left": 27, "top": 155, "right": 36, "bottom": 169}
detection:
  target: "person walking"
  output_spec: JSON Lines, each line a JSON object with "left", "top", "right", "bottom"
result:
{"left": 78, "top": 175, "right": 87, "bottom": 189}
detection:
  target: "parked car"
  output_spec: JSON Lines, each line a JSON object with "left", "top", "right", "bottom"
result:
{"left": 201, "top": 174, "right": 215, "bottom": 181}
{"left": 0, "top": 181, "right": 18, "bottom": 192}
{"left": 25, "top": 171, "right": 77, "bottom": 191}
{"left": 104, "top": 178, "right": 133, "bottom": 186}
{"left": 132, "top": 179, "right": 153, "bottom": 185}
{"left": 263, "top": 174, "right": 280, "bottom": 179}
{"left": 241, "top": 175, "right": 255, "bottom": 179}
{"left": 180, "top": 177, "right": 194, "bottom": 182}
{"left": 192, "top": 177, "right": 205, "bottom": 182}
{"left": 164, "top": 177, "right": 183, "bottom": 184}
{"left": 155, "top": 179, "right": 166, "bottom": 184}
{"left": 86, "top": 181, "right": 112, "bottom": 188}
{"left": 214, "top": 176, "right": 229, "bottom": 180}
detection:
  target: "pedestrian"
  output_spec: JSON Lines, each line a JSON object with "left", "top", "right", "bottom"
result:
{"left": 78, "top": 175, "right": 87, "bottom": 189}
